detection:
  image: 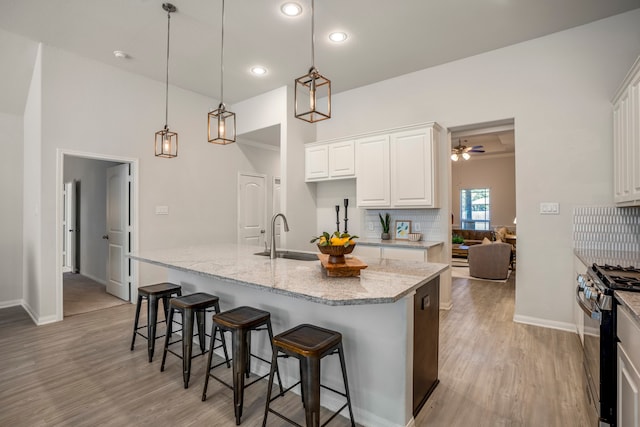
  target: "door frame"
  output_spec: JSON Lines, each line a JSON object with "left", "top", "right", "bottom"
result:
{"left": 55, "top": 149, "right": 139, "bottom": 321}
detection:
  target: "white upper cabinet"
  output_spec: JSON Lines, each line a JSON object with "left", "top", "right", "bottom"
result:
{"left": 390, "top": 127, "right": 437, "bottom": 207}
{"left": 612, "top": 56, "right": 640, "bottom": 206}
{"left": 356, "top": 123, "right": 440, "bottom": 208}
{"left": 355, "top": 134, "right": 391, "bottom": 206}
{"left": 305, "top": 140, "right": 355, "bottom": 182}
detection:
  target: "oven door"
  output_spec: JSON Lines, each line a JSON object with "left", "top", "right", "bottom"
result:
{"left": 576, "top": 285, "right": 602, "bottom": 425}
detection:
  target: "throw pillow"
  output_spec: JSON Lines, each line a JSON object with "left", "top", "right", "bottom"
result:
{"left": 482, "top": 237, "right": 492, "bottom": 244}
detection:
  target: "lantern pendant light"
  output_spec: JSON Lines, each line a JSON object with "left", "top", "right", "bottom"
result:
{"left": 295, "top": 0, "right": 331, "bottom": 123}
{"left": 208, "top": 0, "right": 236, "bottom": 144}
{"left": 155, "top": 3, "right": 178, "bottom": 158}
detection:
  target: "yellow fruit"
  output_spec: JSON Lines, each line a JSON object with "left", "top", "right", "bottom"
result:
{"left": 349, "top": 239, "right": 355, "bottom": 245}
{"left": 319, "top": 236, "right": 327, "bottom": 243}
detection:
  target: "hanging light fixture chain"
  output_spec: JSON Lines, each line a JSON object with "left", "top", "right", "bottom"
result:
{"left": 220, "top": 0, "right": 225, "bottom": 105}
{"left": 164, "top": 5, "right": 172, "bottom": 128}
{"left": 311, "top": 0, "right": 315, "bottom": 69}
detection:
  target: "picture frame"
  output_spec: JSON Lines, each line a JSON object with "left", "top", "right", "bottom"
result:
{"left": 395, "top": 220, "right": 411, "bottom": 240}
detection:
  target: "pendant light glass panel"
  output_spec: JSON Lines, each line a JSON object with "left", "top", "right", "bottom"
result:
{"left": 295, "top": 68, "right": 331, "bottom": 123}
{"left": 155, "top": 127, "right": 178, "bottom": 157}
{"left": 208, "top": 104, "right": 236, "bottom": 144}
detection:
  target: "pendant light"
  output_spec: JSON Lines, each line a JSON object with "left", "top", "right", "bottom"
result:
{"left": 155, "top": 3, "right": 178, "bottom": 158}
{"left": 294, "top": 0, "right": 331, "bottom": 123}
{"left": 208, "top": 0, "right": 236, "bottom": 145}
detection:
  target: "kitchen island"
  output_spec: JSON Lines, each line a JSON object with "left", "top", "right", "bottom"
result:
{"left": 129, "top": 244, "right": 448, "bottom": 427}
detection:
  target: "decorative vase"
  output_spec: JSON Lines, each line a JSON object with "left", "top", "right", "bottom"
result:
{"left": 381, "top": 232, "right": 391, "bottom": 240}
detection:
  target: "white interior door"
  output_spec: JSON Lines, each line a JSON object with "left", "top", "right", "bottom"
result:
{"left": 106, "top": 164, "right": 129, "bottom": 300}
{"left": 238, "top": 173, "right": 267, "bottom": 246}
{"left": 62, "top": 180, "right": 77, "bottom": 273}
{"left": 272, "top": 177, "right": 282, "bottom": 248}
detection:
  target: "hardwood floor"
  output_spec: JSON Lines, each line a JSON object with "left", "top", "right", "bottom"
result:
{"left": 417, "top": 272, "right": 592, "bottom": 427}
{"left": 0, "top": 272, "right": 592, "bottom": 426}
{"left": 63, "top": 273, "right": 127, "bottom": 317}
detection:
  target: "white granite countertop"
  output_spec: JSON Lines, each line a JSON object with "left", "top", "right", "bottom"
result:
{"left": 129, "top": 244, "right": 449, "bottom": 306}
{"left": 357, "top": 238, "right": 443, "bottom": 249}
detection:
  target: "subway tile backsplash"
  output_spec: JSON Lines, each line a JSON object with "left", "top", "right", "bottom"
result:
{"left": 573, "top": 206, "right": 640, "bottom": 252}
{"left": 362, "top": 209, "right": 446, "bottom": 241}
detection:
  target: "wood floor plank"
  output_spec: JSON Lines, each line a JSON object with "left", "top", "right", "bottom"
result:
{"left": 0, "top": 271, "right": 593, "bottom": 426}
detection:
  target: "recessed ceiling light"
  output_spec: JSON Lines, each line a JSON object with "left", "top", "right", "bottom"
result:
{"left": 250, "top": 66, "right": 267, "bottom": 76}
{"left": 113, "top": 50, "right": 129, "bottom": 59}
{"left": 281, "top": 2, "right": 302, "bottom": 16}
{"left": 329, "top": 32, "right": 348, "bottom": 43}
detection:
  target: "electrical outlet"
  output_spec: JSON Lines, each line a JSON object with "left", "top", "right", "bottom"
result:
{"left": 413, "top": 223, "right": 421, "bottom": 231}
{"left": 155, "top": 205, "right": 169, "bottom": 215}
{"left": 367, "top": 222, "right": 374, "bottom": 231}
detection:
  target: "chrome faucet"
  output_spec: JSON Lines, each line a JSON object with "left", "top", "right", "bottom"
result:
{"left": 270, "top": 213, "right": 290, "bottom": 259}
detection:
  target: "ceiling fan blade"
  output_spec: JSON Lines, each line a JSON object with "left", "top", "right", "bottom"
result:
{"left": 469, "top": 149, "right": 485, "bottom": 153}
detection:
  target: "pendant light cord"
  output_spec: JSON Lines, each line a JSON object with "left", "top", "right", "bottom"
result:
{"left": 164, "top": 7, "right": 171, "bottom": 128}
{"left": 310, "top": 0, "right": 315, "bottom": 69}
{"left": 220, "top": 0, "right": 225, "bottom": 106}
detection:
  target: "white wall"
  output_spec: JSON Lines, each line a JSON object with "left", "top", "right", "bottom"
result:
{"left": 21, "top": 45, "right": 292, "bottom": 322}
{"left": 22, "top": 43, "right": 43, "bottom": 321}
{"left": 0, "top": 112, "right": 24, "bottom": 306}
{"left": 452, "top": 154, "right": 516, "bottom": 229}
{"left": 63, "top": 157, "right": 121, "bottom": 283}
{"left": 315, "top": 10, "right": 640, "bottom": 329}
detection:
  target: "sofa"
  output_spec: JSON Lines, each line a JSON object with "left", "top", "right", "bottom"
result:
{"left": 467, "top": 242, "right": 513, "bottom": 280}
{"left": 452, "top": 229, "right": 495, "bottom": 246}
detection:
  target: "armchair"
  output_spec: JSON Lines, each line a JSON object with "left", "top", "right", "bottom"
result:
{"left": 467, "top": 242, "right": 513, "bottom": 280}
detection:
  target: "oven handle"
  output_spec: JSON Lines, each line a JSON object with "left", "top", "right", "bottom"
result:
{"left": 575, "top": 285, "right": 601, "bottom": 322}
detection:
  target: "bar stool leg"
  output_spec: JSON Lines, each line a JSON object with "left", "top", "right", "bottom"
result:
{"left": 195, "top": 309, "right": 207, "bottom": 355}
{"left": 182, "top": 307, "right": 195, "bottom": 389}
{"left": 301, "top": 357, "right": 321, "bottom": 427}
{"left": 261, "top": 348, "right": 279, "bottom": 427}
{"left": 147, "top": 294, "right": 160, "bottom": 362}
{"left": 130, "top": 294, "right": 143, "bottom": 351}
{"left": 265, "top": 322, "right": 284, "bottom": 396}
{"left": 338, "top": 344, "right": 356, "bottom": 427}
{"left": 232, "top": 329, "right": 248, "bottom": 425}
{"left": 160, "top": 307, "right": 175, "bottom": 372}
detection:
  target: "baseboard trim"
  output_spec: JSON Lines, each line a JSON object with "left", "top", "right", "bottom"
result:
{"left": 513, "top": 314, "right": 577, "bottom": 333}
{"left": 75, "top": 271, "right": 107, "bottom": 286}
{"left": 20, "top": 301, "right": 59, "bottom": 325}
{"left": 0, "top": 299, "right": 23, "bottom": 309}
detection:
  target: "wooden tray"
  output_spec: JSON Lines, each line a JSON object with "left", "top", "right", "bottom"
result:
{"left": 317, "top": 254, "right": 368, "bottom": 277}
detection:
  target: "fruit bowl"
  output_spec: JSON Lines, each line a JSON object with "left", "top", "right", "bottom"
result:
{"left": 317, "top": 243, "right": 355, "bottom": 264}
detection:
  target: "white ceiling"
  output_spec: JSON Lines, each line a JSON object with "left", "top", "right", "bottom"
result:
{"left": 1, "top": 0, "right": 639, "bottom": 116}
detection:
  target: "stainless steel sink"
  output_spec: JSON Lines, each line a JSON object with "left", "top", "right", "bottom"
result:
{"left": 254, "top": 250, "right": 318, "bottom": 261}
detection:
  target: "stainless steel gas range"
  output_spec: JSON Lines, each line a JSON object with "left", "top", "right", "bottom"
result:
{"left": 576, "top": 263, "right": 640, "bottom": 426}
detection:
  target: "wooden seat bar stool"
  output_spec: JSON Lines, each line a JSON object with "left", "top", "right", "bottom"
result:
{"left": 202, "top": 306, "right": 283, "bottom": 425}
{"left": 262, "top": 324, "right": 356, "bottom": 427}
{"left": 130, "top": 282, "right": 182, "bottom": 362}
{"left": 160, "top": 292, "right": 229, "bottom": 389}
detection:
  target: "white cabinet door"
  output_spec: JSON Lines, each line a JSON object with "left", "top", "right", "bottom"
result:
{"left": 618, "top": 343, "right": 640, "bottom": 427}
{"left": 356, "top": 134, "right": 390, "bottom": 207}
{"left": 390, "top": 127, "right": 437, "bottom": 207}
{"left": 352, "top": 245, "right": 381, "bottom": 258}
{"left": 613, "top": 56, "right": 640, "bottom": 206}
{"left": 329, "top": 140, "right": 355, "bottom": 178}
{"left": 305, "top": 144, "right": 329, "bottom": 181}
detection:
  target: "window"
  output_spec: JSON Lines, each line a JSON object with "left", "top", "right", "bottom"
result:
{"left": 460, "top": 188, "right": 490, "bottom": 230}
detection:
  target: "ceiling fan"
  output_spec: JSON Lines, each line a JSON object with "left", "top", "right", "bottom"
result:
{"left": 451, "top": 139, "right": 485, "bottom": 161}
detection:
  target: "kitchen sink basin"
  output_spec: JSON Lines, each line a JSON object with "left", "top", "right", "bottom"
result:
{"left": 254, "top": 250, "right": 319, "bottom": 261}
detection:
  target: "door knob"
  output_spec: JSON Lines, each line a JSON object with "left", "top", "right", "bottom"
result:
{"left": 102, "top": 235, "right": 109, "bottom": 240}
{"left": 260, "top": 229, "right": 266, "bottom": 234}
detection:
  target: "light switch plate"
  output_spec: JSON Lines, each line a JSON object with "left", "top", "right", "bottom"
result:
{"left": 413, "top": 223, "right": 421, "bottom": 231}
{"left": 367, "top": 222, "right": 374, "bottom": 231}
{"left": 155, "top": 205, "right": 169, "bottom": 215}
{"left": 540, "top": 202, "right": 559, "bottom": 215}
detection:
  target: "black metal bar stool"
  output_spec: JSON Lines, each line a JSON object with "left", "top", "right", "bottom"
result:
{"left": 130, "top": 282, "right": 182, "bottom": 362}
{"left": 262, "top": 324, "right": 356, "bottom": 427}
{"left": 160, "top": 292, "right": 229, "bottom": 389}
{"left": 202, "top": 306, "right": 283, "bottom": 425}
